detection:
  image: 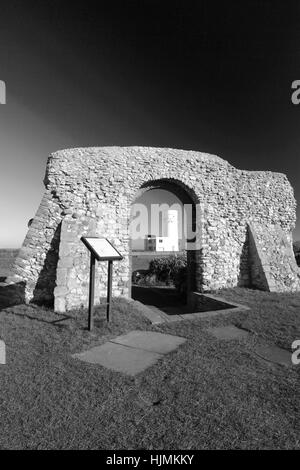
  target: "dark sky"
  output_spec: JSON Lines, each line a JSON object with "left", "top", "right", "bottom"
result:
{"left": 0, "top": 0, "right": 299, "bottom": 247}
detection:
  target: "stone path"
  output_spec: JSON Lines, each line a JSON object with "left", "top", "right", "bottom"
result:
{"left": 207, "top": 324, "right": 293, "bottom": 367}
{"left": 73, "top": 324, "right": 293, "bottom": 377}
{"left": 254, "top": 344, "right": 292, "bottom": 367}
{"left": 72, "top": 330, "right": 186, "bottom": 376}
{"left": 207, "top": 325, "right": 250, "bottom": 341}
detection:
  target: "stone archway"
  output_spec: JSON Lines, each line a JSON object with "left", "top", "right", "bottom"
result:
{"left": 129, "top": 178, "right": 201, "bottom": 301}
{"left": 4, "top": 146, "right": 299, "bottom": 312}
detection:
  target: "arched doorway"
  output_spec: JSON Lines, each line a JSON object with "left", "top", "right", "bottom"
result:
{"left": 129, "top": 178, "right": 201, "bottom": 313}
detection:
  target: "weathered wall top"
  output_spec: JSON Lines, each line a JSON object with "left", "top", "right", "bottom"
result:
{"left": 48, "top": 146, "right": 233, "bottom": 166}
{"left": 44, "top": 146, "right": 296, "bottom": 231}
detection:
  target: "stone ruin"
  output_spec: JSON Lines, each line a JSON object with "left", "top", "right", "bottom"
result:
{"left": 5, "top": 146, "right": 300, "bottom": 312}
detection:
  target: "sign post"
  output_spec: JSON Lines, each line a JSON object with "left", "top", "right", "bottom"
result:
{"left": 88, "top": 253, "right": 96, "bottom": 331}
{"left": 81, "top": 237, "right": 123, "bottom": 331}
{"left": 107, "top": 260, "right": 113, "bottom": 322}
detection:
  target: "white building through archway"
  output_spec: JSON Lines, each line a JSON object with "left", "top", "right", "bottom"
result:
{"left": 131, "top": 189, "right": 185, "bottom": 252}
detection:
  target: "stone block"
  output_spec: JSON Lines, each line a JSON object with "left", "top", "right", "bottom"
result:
{"left": 54, "top": 296, "right": 66, "bottom": 313}
{"left": 56, "top": 268, "right": 68, "bottom": 286}
{"left": 58, "top": 257, "right": 74, "bottom": 269}
{"left": 54, "top": 286, "right": 68, "bottom": 296}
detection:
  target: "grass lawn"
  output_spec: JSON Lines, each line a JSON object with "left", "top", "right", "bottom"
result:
{"left": 0, "top": 288, "right": 299, "bottom": 450}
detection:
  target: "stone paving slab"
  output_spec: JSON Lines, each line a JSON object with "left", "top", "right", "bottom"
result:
{"left": 73, "top": 342, "right": 163, "bottom": 376}
{"left": 207, "top": 325, "right": 293, "bottom": 368}
{"left": 72, "top": 331, "right": 187, "bottom": 376}
{"left": 207, "top": 325, "right": 250, "bottom": 340}
{"left": 111, "top": 330, "right": 186, "bottom": 354}
{"left": 131, "top": 300, "right": 167, "bottom": 324}
{"left": 254, "top": 344, "right": 292, "bottom": 367}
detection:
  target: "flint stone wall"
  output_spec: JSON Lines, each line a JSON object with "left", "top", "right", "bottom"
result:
{"left": 248, "top": 222, "right": 300, "bottom": 291}
{"left": 6, "top": 146, "right": 300, "bottom": 311}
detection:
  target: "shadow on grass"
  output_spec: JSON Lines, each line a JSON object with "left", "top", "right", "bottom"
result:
{"left": 0, "top": 298, "right": 129, "bottom": 331}
{"left": 0, "top": 281, "right": 26, "bottom": 310}
{"left": 2, "top": 307, "right": 76, "bottom": 329}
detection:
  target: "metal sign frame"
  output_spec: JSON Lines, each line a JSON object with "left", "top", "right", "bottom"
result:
{"left": 81, "top": 237, "right": 123, "bottom": 330}
{"left": 81, "top": 236, "right": 123, "bottom": 261}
